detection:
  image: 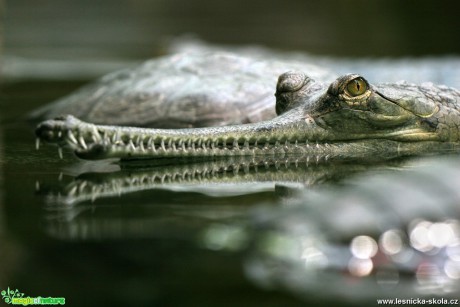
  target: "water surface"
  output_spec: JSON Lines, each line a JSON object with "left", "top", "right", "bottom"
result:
{"left": 2, "top": 79, "right": 460, "bottom": 306}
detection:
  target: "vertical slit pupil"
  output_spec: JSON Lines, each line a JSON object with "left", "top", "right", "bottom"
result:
{"left": 347, "top": 77, "right": 366, "bottom": 96}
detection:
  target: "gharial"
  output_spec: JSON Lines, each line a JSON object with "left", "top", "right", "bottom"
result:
{"left": 33, "top": 51, "right": 460, "bottom": 161}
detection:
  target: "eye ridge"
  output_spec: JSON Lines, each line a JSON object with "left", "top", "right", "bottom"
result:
{"left": 346, "top": 77, "right": 368, "bottom": 97}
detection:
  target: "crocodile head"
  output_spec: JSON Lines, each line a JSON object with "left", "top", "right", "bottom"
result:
{"left": 35, "top": 73, "right": 460, "bottom": 161}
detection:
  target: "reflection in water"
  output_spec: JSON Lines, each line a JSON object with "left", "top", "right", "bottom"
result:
{"left": 380, "top": 229, "right": 404, "bottom": 255}
{"left": 0, "top": 120, "right": 23, "bottom": 290}
{"left": 349, "top": 235, "right": 378, "bottom": 277}
{"left": 201, "top": 224, "right": 248, "bottom": 252}
{"left": 245, "top": 216, "right": 460, "bottom": 301}
{"left": 39, "top": 156, "right": 389, "bottom": 242}
{"left": 241, "top": 158, "right": 460, "bottom": 301}
{"left": 37, "top": 156, "right": 460, "bottom": 302}
{"left": 38, "top": 155, "right": 393, "bottom": 206}
{"left": 350, "top": 235, "right": 378, "bottom": 260}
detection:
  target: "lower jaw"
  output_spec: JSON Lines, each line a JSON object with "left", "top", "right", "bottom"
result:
{"left": 74, "top": 140, "right": 459, "bottom": 161}
{"left": 75, "top": 142, "right": 330, "bottom": 160}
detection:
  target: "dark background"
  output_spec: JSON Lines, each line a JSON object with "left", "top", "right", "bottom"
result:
{"left": 3, "top": 0, "right": 460, "bottom": 62}
{"left": 1, "top": 1, "right": 460, "bottom": 306}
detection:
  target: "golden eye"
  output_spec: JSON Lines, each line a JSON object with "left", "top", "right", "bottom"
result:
{"left": 346, "top": 77, "right": 367, "bottom": 96}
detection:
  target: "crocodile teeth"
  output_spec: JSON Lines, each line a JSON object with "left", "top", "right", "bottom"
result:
{"left": 284, "top": 159, "right": 290, "bottom": 168}
{"left": 79, "top": 181, "right": 87, "bottom": 192}
{"left": 111, "top": 131, "right": 119, "bottom": 143}
{"left": 128, "top": 140, "right": 135, "bottom": 151}
{"left": 68, "top": 185, "right": 78, "bottom": 197}
{"left": 147, "top": 137, "right": 153, "bottom": 149}
{"left": 58, "top": 146, "right": 63, "bottom": 159}
{"left": 68, "top": 131, "right": 78, "bottom": 145}
{"left": 78, "top": 136, "right": 87, "bottom": 149}
{"left": 35, "top": 138, "right": 40, "bottom": 150}
{"left": 91, "top": 126, "right": 101, "bottom": 142}
{"left": 140, "top": 141, "right": 145, "bottom": 152}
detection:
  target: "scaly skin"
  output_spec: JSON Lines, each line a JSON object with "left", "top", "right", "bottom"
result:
{"left": 29, "top": 52, "right": 336, "bottom": 128}
{"left": 35, "top": 73, "right": 460, "bottom": 161}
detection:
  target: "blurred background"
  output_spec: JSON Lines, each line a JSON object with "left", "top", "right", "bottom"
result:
{"left": 3, "top": 0, "right": 460, "bottom": 62}
{"left": 1, "top": 1, "right": 460, "bottom": 306}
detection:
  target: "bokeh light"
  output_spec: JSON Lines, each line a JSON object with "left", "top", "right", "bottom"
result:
{"left": 350, "top": 235, "right": 378, "bottom": 259}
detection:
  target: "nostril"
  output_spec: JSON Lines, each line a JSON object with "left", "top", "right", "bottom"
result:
{"left": 35, "top": 123, "right": 54, "bottom": 141}
{"left": 35, "top": 120, "right": 64, "bottom": 142}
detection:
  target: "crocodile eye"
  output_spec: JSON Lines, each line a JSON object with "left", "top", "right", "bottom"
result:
{"left": 346, "top": 77, "right": 367, "bottom": 96}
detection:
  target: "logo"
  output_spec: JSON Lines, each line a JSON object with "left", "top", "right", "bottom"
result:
{"left": 1, "top": 288, "right": 65, "bottom": 306}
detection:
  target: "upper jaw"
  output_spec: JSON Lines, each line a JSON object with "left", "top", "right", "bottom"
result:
{"left": 36, "top": 115, "right": 102, "bottom": 151}
{"left": 374, "top": 85, "right": 440, "bottom": 119}
{"left": 35, "top": 110, "right": 329, "bottom": 160}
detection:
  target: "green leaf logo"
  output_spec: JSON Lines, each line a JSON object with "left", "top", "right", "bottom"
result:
{"left": 1, "top": 288, "right": 24, "bottom": 304}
